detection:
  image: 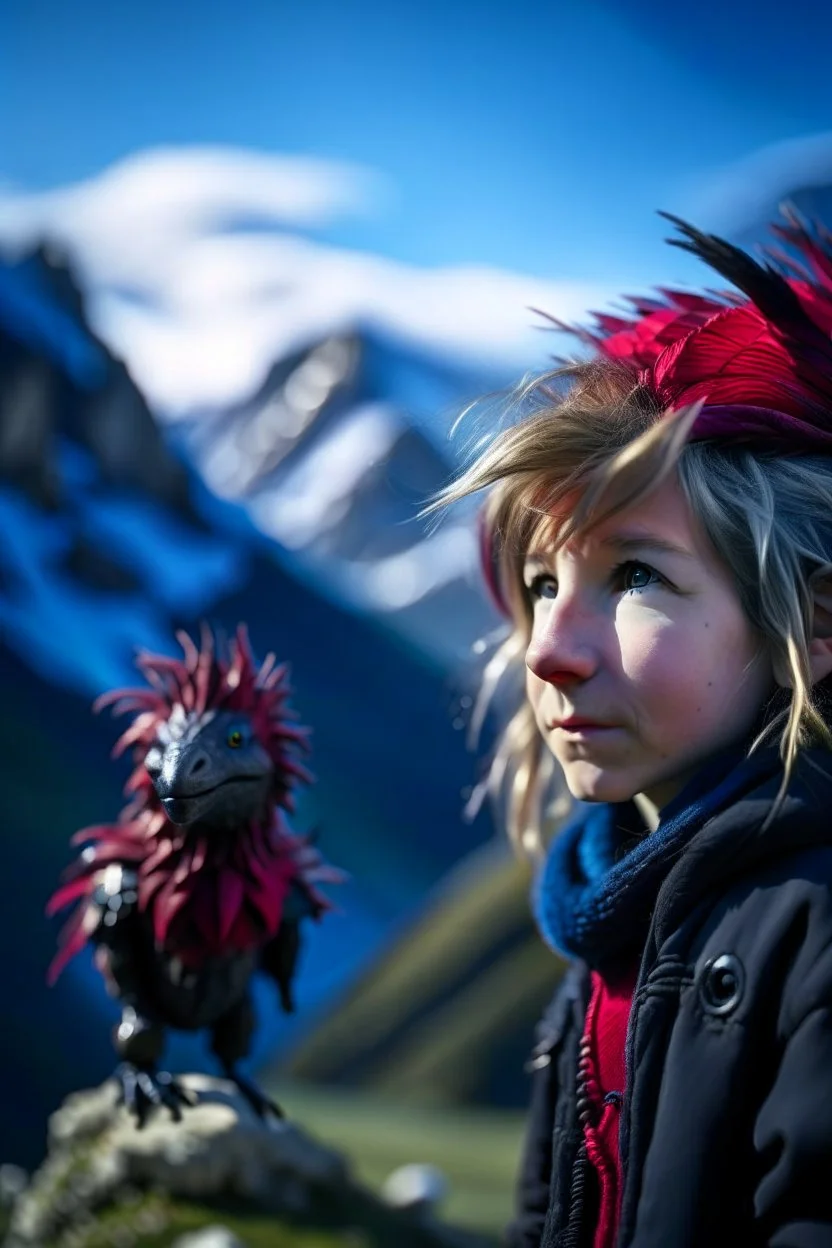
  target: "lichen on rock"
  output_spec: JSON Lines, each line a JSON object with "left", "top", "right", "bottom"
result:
{"left": 2, "top": 1076, "right": 493, "bottom": 1248}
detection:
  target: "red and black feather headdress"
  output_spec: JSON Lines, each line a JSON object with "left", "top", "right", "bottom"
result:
{"left": 479, "top": 209, "right": 832, "bottom": 617}
{"left": 564, "top": 208, "right": 832, "bottom": 449}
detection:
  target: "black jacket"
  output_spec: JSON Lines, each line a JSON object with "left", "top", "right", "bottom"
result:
{"left": 508, "top": 747, "right": 832, "bottom": 1248}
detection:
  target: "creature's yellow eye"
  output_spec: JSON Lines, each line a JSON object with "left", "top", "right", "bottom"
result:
{"left": 227, "top": 730, "right": 243, "bottom": 748}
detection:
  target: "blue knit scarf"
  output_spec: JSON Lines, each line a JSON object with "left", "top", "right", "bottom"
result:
{"left": 534, "top": 739, "right": 782, "bottom": 970}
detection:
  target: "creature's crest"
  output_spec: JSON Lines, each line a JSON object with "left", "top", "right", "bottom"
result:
{"left": 101, "top": 623, "right": 312, "bottom": 820}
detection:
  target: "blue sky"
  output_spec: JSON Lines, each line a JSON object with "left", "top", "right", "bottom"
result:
{"left": 3, "top": 0, "right": 832, "bottom": 287}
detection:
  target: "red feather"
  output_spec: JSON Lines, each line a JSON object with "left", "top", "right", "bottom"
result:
{"left": 46, "top": 904, "right": 98, "bottom": 985}
{"left": 217, "top": 870, "right": 245, "bottom": 945}
{"left": 651, "top": 304, "right": 832, "bottom": 419}
{"left": 46, "top": 876, "right": 95, "bottom": 916}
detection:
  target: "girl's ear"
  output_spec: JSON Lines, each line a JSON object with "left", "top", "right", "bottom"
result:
{"left": 809, "top": 580, "right": 832, "bottom": 685}
{"left": 773, "top": 581, "right": 832, "bottom": 688}
{"left": 809, "top": 637, "right": 832, "bottom": 684}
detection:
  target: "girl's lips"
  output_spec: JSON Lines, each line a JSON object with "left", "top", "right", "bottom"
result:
{"left": 551, "top": 719, "right": 618, "bottom": 734}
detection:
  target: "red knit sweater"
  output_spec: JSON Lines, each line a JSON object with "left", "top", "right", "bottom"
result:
{"left": 580, "top": 965, "right": 639, "bottom": 1248}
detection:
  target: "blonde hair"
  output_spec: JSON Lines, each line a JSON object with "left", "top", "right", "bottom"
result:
{"left": 434, "top": 358, "right": 832, "bottom": 854}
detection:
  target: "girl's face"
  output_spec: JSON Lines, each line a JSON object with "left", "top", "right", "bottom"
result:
{"left": 524, "top": 473, "right": 775, "bottom": 812}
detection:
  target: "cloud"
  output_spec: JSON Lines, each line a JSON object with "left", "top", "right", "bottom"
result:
{"left": 0, "top": 146, "right": 617, "bottom": 415}
{"left": 0, "top": 145, "right": 378, "bottom": 258}
{"left": 681, "top": 131, "right": 832, "bottom": 233}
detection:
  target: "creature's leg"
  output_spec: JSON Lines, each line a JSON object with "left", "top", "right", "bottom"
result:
{"left": 89, "top": 876, "right": 195, "bottom": 1128}
{"left": 112, "top": 1004, "right": 195, "bottom": 1128}
{"left": 210, "top": 994, "right": 285, "bottom": 1120}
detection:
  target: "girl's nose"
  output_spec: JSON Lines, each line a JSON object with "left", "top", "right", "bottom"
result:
{"left": 525, "top": 600, "right": 599, "bottom": 686}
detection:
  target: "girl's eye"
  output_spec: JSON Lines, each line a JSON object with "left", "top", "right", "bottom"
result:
{"left": 614, "top": 560, "right": 660, "bottom": 594}
{"left": 526, "top": 572, "right": 558, "bottom": 600}
{"left": 524, "top": 561, "right": 662, "bottom": 601}
{"left": 227, "top": 729, "right": 244, "bottom": 748}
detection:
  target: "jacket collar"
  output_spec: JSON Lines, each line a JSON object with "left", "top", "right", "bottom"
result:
{"left": 651, "top": 746, "right": 832, "bottom": 951}
{"left": 534, "top": 739, "right": 796, "bottom": 971}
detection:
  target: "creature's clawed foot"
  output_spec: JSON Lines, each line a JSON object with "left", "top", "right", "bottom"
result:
{"left": 223, "top": 1063, "right": 285, "bottom": 1121}
{"left": 114, "top": 1062, "right": 196, "bottom": 1128}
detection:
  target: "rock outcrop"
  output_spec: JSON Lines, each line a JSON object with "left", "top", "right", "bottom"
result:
{"left": 3, "top": 1076, "right": 492, "bottom": 1248}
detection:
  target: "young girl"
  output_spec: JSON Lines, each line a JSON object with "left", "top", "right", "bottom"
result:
{"left": 440, "top": 213, "right": 832, "bottom": 1247}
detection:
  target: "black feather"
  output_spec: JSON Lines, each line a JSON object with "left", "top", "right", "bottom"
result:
{"left": 657, "top": 211, "right": 818, "bottom": 335}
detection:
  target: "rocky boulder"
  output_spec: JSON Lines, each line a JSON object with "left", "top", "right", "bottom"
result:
{"left": 2, "top": 1076, "right": 492, "bottom": 1248}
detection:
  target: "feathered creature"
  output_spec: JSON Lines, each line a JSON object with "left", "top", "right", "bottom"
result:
{"left": 47, "top": 625, "right": 343, "bottom": 1126}
{"left": 539, "top": 206, "right": 832, "bottom": 450}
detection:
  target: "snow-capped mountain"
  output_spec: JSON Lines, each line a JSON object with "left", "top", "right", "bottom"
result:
{"left": 0, "top": 146, "right": 618, "bottom": 667}
{"left": 0, "top": 146, "right": 614, "bottom": 413}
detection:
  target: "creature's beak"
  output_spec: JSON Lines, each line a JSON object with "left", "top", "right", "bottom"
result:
{"left": 151, "top": 739, "right": 270, "bottom": 827}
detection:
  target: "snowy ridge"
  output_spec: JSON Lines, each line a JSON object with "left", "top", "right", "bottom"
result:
{"left": 0, "top": 146, "right": 623, "bottom": 673}
{"left": 0, "top": 146, "right": 615, "bottom": 415}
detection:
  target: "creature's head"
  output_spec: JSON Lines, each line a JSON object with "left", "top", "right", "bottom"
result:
{"left": 99, "top": 625, "right": 312, "bottom": 833}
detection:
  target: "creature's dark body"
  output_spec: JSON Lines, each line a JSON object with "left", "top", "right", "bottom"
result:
{"left": 48, "top": 628, "right": 337, "bottom": 1125}
{"left": 110, "top": 938, "right": 260, "bottom": 1035}
{"left": 116, "top": 943, "right": 260, "bottom": 1036}
{"left": 92, "top": 860, "right": 301, "bottom": 1028}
